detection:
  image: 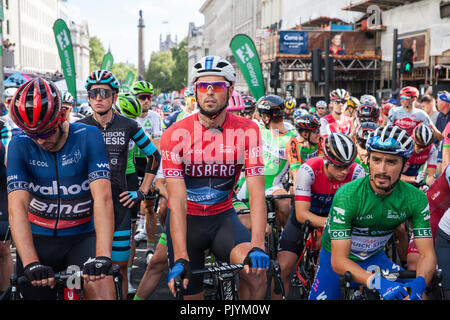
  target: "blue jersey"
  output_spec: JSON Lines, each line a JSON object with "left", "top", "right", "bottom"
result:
{"left": 6, "top": 123, "right": 111, "bottom": 236}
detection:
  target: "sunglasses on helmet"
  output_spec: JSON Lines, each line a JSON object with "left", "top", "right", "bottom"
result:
{"left": 88, "top": 88, "right": 114, "bottom": 99}
{"left": 195, "top": 81, "right": 230, "bottom": 94}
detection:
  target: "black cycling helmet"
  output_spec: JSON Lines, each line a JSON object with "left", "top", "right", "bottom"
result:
{"left": 294, "top": 114, "right": 320, "bottom": 132}
{"left": 256, "top": 95, "right": 285, "bottom": 118}
{"left": 356, "top": 122, "right": 380, "bottom": 149}
{"left": 323, "top": 132, "right": 357, "bottom": 166}
{"left": 357, "top": 104, "right": 380, "bottom": 123}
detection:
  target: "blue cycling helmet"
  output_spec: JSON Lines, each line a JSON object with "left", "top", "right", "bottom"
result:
{"left": 366, "top": 125, "right": 414, "bottom": 159}
{"left": 85, "top": 70, "right": 120, "bottom": 93}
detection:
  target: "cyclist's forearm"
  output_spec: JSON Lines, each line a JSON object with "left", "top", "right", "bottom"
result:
{"left": 140, "top": 172, "right": 156, "bottom": 195}
{"left": 296, "top": 209, "right": 327, "bottom": 228}
{"left": 93, "top": 194, "right": 114, "bottom": 257}
{"left": 8, "top": 192, "right": 39, "bottom": 266}
{"left": 400, "top": 174, "right": 415, "bottom": 184}
{"left": 331, "top": 252, "right": 372, "bottom": 286}
{"left": 247, "top": 176, "right": 266, "bottom": 249}
{"left": 167, "top": 180, "right": 189, "bottom": 261}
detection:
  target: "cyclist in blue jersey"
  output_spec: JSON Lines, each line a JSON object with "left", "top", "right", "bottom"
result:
{"left": 7, "top": 78, "right": 115, "bottom": 300}
{"left": 0, "top": 137, "right": 13, "bottom": 292}
{"left": 78, "top": 70, "right": 161, "bottom": 299}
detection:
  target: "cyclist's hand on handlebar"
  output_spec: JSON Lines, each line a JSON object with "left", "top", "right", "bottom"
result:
{"left": 168, "top": 258, "right": 192, "bottom": 297}
{"left": 24, "top": 262, "right": 55, "bottom": 288}
{"left": 82, "top": 256, "right": 112, "bottom": 282}
{"left": 404, "top": 276, "right": 427, "bottom": 300}
{"left": 119, "top": 190, "right": 146, "bottom": 208}
{"left": 243, "top": 247, "right": 270, "bottom": 273}
{"left": 371, "top": 275, "right": 409, "bottom": 300}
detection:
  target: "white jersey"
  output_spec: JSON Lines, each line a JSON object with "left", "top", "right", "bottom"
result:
{"left": 387, "top": 106, "right": 432, "bottom": 136}
{"left": 136, "top": 110, "right": 162, "bottom": 140}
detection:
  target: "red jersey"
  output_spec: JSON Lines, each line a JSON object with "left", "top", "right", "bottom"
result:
{"left": 319, "top": 114, "right": 352, "bottom": 137}
{"left": 160, "top": 112, "right": 264, "bottom": 216}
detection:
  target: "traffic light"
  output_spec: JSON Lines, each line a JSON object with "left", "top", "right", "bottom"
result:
{"left": 270, "top": 59, "right": 281, "bottom": 89}
{"left": 400, "top": 48, "right": 414, "bottom": 74}
{"left": 311, "top": 49, "right": 322, "bottom": 82}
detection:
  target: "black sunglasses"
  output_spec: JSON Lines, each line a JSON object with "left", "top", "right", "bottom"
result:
{"left": 88, "top": 88, "right": 114, "bottom": 99}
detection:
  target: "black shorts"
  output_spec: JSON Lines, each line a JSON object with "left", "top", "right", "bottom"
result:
{"left": 15, "top": 232, "right": 96, "bottom": 300}
{"left": 278, "top": 211, "right": 305, "bottom": 255}
{"left": 166, "top": 208, "right": 251, "bottom": 295}
{"left": 126, "top": 172, "right": 140, "bottom": 223}
{"left": 112, "top": 192, "right": 131, "bottom": 262}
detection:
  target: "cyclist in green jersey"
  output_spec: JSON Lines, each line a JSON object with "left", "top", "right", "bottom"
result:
{"left": 117, "top": 93, "right": 143, "bottom": 295}
{"left": 310, "top": 125, "right": 437, "bottom": 300}
{"left": 236, "top": 95, "right": 301, "bottom": 227}
{"left": 354, "top": 122, "right": 380, "bottom": 173}
{"left": 293, "top": 114, "right": 322, "bottom": 163}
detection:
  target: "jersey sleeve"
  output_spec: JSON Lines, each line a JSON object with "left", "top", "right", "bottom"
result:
{"left": 427, "top": 145, "right": 438, "bottom": 169}
{"left": 294, "top": 163, "right": 315, "bottom": 202}
{"left": 327, "top": 186, "right": 357, "bottom": 241}
{"left": 152, "top": 113, "right": 162, "bottom": 139}
{"left": 160, "top": 127, "right": 185, "bottom": 179}
{"left": 443, "top": 122, "right": 450, "bottom": 150}
{"left": 244, "top": 122, "right": 264, "bottom": 177}
{"left": 132, "top": 121, "right": 157, "bottom": 156}
{"left": 352, "top": 163, "right": 367, "bottom": 180}
{"left": 409, "top": 190, "right": 432, "bottom": 239}
{"left": 286, "top": 136, "right": 302, "bottom": 171}
{"left": 85, "top": 126, "right": 111, "bottom": 183}
{"left": 6, "top": 136, "right": 29, "bottom": 194}
{"left": 0, "top": 121, "right": 11, "bottom": 147}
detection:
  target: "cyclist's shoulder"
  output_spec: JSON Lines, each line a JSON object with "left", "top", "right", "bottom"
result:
{"left": 303, "top": 156, "right": 324, "bottom": 169}
{"left": 335, "top": 175, "right": 369, "bottom": 198}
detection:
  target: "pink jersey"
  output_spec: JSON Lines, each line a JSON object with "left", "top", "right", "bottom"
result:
{"left": 160, "top": 112, "right": 264, "bottom": 216}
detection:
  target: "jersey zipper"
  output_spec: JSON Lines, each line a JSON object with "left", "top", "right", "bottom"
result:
{"left": 52, "top": 153, "right": 61, "bottom": 237}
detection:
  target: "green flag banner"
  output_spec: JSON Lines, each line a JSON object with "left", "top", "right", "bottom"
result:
{"left": 229, "top": 34, "right": 265, "bottom": 100}
{"left": 102, "top": 52, "right": 114, "bottom": 71}
{"left": 53, "top": 19, "right": 77, "bottom": 99}
{"left": 121, "top": 71, "right": 135, "bottom": 92}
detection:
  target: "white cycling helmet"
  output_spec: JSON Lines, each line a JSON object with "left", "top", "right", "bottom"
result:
{"left": 191, "top": 56, "right": 236, "bottom": 84}
{"left": 360, "top": 94, "right": 378, "bottom": 106}
{"left": 3, "top": 87, "right": 18, "bottom": 100}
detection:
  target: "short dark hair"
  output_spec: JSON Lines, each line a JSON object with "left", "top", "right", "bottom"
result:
{"left": 420, "top": 95, "right": 435, "bottom": 104}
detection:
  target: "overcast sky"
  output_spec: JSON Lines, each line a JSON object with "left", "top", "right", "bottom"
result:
{"left": 67, "top": 0, "right": 205, "bottom": 66}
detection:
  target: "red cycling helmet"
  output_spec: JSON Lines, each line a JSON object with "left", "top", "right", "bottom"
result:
{"left": 381, "top": 102, "right": 396, "bottom": 117}
{"left": 10, "top": 78, "right": 62, "bottom": 134}
{"left": 399, "top": 86, "right": 419, "bottom": 98}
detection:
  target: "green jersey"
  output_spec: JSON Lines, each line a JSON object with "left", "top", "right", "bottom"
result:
{"left": 299, "top": 143, "right": 319, "bottom": 163}
{"left": 322, "top": 175, "right": 432, "bottom": 261}
{"left": 261, "top": 127, "right": 301, "bottom": 189}
{"left": 355, "top": 156, "right": 369, "bottom": 173}
{"left": 125, "top": 145, "right": 136, "bottom": 175}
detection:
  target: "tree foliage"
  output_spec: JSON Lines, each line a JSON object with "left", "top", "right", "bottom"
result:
{"left": 146, "top": 37, "right": 189, "bottom": 94}
{"left": 89, "top": 37, "right": 106, "bottom": 72}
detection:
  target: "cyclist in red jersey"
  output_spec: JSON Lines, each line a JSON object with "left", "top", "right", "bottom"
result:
{"left": 162, "top": 56, "right": 269, "bottom": 299}
{"left": 401, "top": 124, "right": 437, "bottom": 187}
{"left": 407, "top": 164, "right": 450, "bottom": 272}
{"left": 320, "top": 89, "right": 352, "bottom": 138}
